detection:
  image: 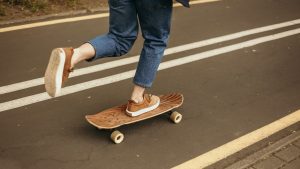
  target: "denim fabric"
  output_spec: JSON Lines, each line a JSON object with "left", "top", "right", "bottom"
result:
{"left": 88, "top": 0, "right": 173, "bottom": 88}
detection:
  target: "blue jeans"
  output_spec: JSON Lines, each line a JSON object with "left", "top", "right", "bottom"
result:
{"left": 87, "top": 0, "right": 173, "bottom": 88}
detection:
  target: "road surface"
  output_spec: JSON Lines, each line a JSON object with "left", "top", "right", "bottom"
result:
{"left": 0, "top": 0, "right": 300, "bottom": 168}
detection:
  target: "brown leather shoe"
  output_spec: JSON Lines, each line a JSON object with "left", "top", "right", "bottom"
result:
{"left": 44, "top": 48, "right": 74, "bottom": 97}
{"left": 126, "top": 94, "right": 160, "bottom": 117}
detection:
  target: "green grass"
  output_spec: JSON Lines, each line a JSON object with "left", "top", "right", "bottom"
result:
{"left": 3, "top": 0, "right": 47, "bottom": 12}
{"left": 0, "top": 2, "right": 5, "bottom": 16}
{"left": 0, "top": 6, "right": 5, "bottom": 16}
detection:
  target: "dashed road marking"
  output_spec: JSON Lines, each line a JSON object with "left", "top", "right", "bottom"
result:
{"left": 0, "top": 28, "right": 300, "bottom": 112}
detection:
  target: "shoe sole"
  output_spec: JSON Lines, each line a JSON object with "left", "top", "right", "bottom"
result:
{"left": 44, "top": 48, "right": 66, "bottom": 97}
{"left": 126, "top": 99, "right": 160, "bottom": 117}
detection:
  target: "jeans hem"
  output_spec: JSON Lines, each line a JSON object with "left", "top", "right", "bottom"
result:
{"left": 133, "top": 80, "right": 152, "bottom": 89}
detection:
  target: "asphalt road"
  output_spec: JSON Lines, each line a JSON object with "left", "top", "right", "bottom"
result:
{"left": 0, "top": 0, "right": 300, "bottom": 169}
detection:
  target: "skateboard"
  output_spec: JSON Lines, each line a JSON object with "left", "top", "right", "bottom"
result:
{"left": 85, "top": 93, "right": 184, "bottom": 144}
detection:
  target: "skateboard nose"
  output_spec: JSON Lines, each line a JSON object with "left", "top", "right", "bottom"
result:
{"left": 85, "top": 115, "right": 94, "bottom": 120}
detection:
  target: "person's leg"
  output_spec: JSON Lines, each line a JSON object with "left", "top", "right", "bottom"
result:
{"left": 131, "top": 0, "right": 173, "bottom": 102}
{"left": 71, "top": 0, "right": 139, "bottom": 67}
{"left": 45, "top": 0, "right": 139, "bottom": 97}
{"left": 126, "top": 0, "right": 173, "bottom": 116}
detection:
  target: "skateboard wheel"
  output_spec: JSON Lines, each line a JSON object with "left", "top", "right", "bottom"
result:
{"left": 111, "top": 130, "right": 124, "bottom": 144}
{"left": 170, "top": 111, "right": 182, "bottom": 124}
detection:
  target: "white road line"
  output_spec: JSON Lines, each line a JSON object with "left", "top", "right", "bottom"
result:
{"left": 172, "top": 110, "right": 300, "bottom": 169}
{"left": 173, "top": 0, "right": 220, "bottom": 7}
{"left": 0, "top": 28, "right": 299, "bottom": 112}
{"left": 0, "top": 0, "right": 220, "bottom": 33}
{"left": 0, "top": 13, "right": 109, "bottom": 33}
{"left": 1, "top": 19, "right": 300, "bottom": 95}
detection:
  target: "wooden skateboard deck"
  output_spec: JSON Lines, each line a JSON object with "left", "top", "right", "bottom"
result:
{"left": 85, "top": 93, "right": 184, "bottom": 143}
{"left": 85, "top": 93, "right": 183, "bottom": 129}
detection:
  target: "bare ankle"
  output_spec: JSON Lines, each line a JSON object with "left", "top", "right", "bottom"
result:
{"left": 71, "top": 43, "right": 95, "bottom": 68}
{"left": 131, "top": 85, "right": 145, "bottom": 103}
{"left": 71, "top": 48, "right": 81, "bottom": 68}
{"left": 131, "top": 96, "right": 143, "bottom": 103}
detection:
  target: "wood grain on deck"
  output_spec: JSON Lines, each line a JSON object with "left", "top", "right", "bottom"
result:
{"left": 85, "top": 93, "right": 183, "bottom": 129}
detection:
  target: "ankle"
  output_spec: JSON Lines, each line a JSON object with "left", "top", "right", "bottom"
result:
{"left": 71, "top": 48, "right": 81, "bottom": 68}
{"left": 131, "top": 96, "right": 143, "bottom": 103}
{"left": 130, "top": 84, "right": 145, "bottom": 103}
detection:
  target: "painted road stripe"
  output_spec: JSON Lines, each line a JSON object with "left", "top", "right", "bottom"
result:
{"left": 173, "top": 0, "right": 220, "bottom": 7}
{"left": 0, "top": 28, "right": 299, "bottom": 112}
{"left": 0, "top": 13, "right": 109, "bottom": 33}
{"left": 172, "top": 110, "right": 300, "bottom": 169}
{"left": 1, "top": 19, "right": 300, "bottom": 95}
{"left": 0, "top": 0, "right": 220, "bottom": 33}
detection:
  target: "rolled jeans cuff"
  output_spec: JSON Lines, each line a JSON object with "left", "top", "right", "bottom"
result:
{"left": 85, "top": 34, "right": 118, "bottom": 62}
{"left": 133, "top": 79, "right": 152, "bottom": 89}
